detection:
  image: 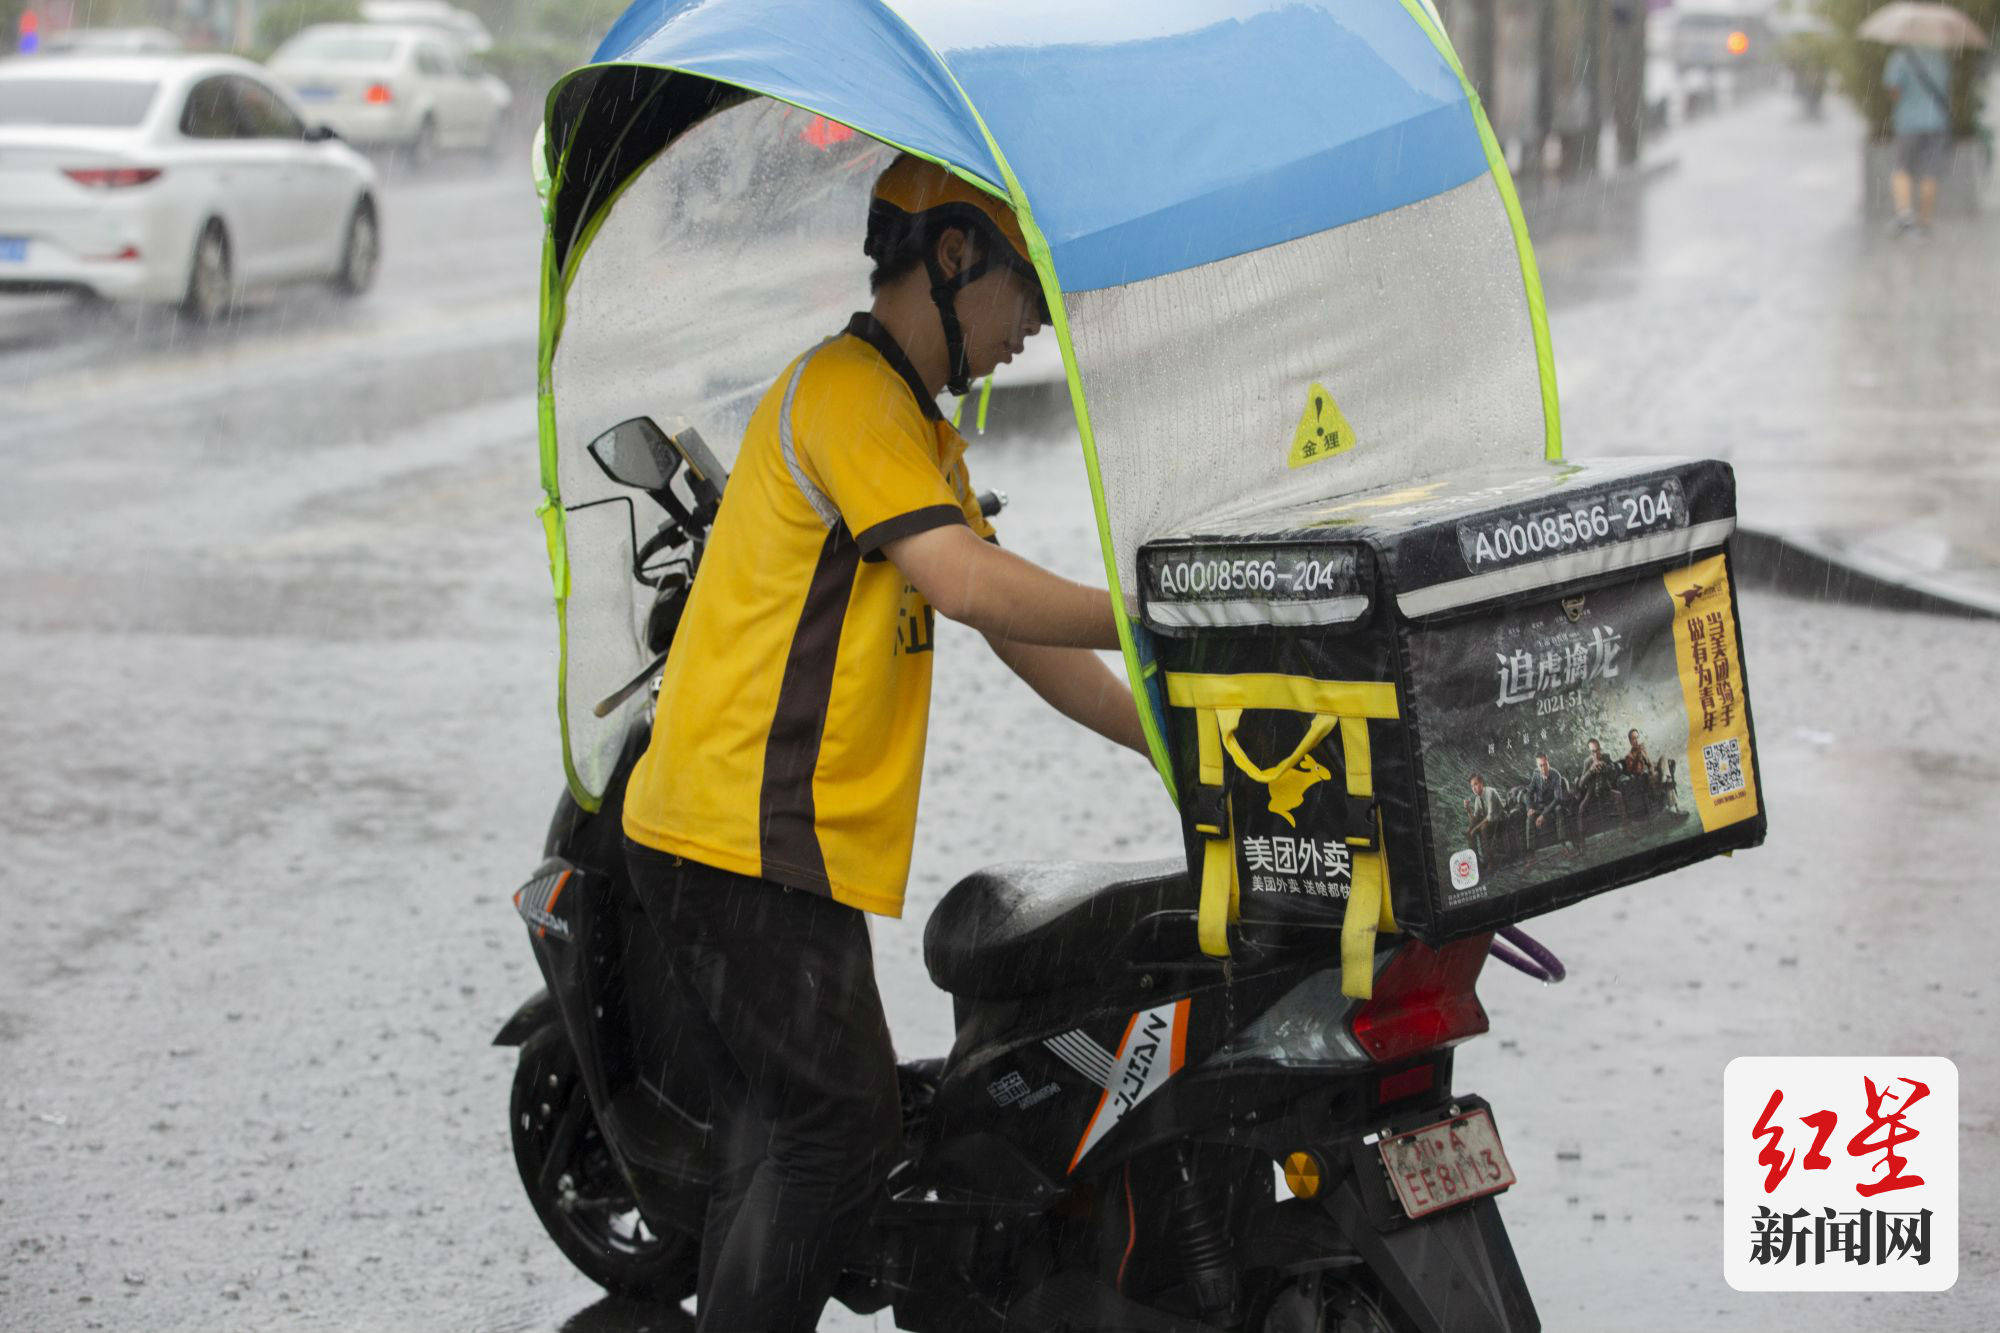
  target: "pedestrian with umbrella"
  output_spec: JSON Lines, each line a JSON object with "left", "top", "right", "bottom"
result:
{"left": 1860, "top": 1, "right": 1991, "bottom": 234}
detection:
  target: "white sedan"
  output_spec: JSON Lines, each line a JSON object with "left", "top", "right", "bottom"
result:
{"left": 0, "top": 54, "right": 381, "bottom": 320}
{"left": 269, "top": 24, "right": 509, "bottom": 163}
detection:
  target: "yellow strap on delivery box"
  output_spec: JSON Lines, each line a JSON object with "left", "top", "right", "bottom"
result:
{"left": 1337, "top": 715, "right": 1397, "bottom": 998}
{"left": 1165, "top": 673, "right": 1400, "bottom": 996}
{"left": 1189, "top": 704, "right": 1235, "bottom": 956}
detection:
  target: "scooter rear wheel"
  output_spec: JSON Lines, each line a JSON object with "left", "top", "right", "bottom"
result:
{"left": 510, "top": 1024, "right": 699, "bottom": 1301}
{"left": 1257, "top": 1269, "right": 1406, "bottom": 1333}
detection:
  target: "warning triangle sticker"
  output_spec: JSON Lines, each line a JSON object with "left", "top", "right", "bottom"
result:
{"left": 1288, "top": 382, "right": 1356, "bottom": 469}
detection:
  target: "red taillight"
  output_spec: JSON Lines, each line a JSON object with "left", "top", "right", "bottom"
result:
{"left": 1350, "top": 936, "right": 1491, "bottom": 1064}
{"left": 63, "top": 167, "right": 163, "bottom": 189}
{"left": 365, "top": 83, "right": 394, "bottom": 104}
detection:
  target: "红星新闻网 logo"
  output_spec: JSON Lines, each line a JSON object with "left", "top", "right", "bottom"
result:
{"left": 1723, "top": 1056, "right": 1957, "bottom": 1292}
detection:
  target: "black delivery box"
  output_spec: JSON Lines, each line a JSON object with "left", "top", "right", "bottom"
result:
{"left": 1139, "top": 457, "right": 1764, "bottom": 978}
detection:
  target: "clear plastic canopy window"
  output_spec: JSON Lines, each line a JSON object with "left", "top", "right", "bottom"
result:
{"left": 537, "top": 0, "right": 1560, "bottom": 806}
{"left": 549, "top": 103, "right": 897, "bottom": 800}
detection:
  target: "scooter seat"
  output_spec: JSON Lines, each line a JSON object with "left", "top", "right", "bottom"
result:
{"left": 924, "top": 859, "right": 1194, "bottom": 1000}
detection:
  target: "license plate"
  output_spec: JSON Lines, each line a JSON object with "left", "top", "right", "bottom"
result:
{"left": 0, "top": 237, "right": 26, "bottom": 263}
{"left": 1376, "top": 1107, "right": 1516, "bottom": 1220}
{"left": 298, "top": 86, "right": 337, "bottom": 100}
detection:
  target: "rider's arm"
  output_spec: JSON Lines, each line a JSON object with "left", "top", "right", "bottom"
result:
{"left": 985, "top": 636, "right": 1150, "bottom": 756}
{"left": 884, "top": 523, "right": 1121, "bottom": 650}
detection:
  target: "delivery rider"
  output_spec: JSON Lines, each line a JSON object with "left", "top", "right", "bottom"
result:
{"left": 620, "top": 153, "right": 1150, "bottom": 1331}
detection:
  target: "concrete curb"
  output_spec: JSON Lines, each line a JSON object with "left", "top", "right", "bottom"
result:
{"left": 1732, "top": 527, "right": 2000, "bottom": 620}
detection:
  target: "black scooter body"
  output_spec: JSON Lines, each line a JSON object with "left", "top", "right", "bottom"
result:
{"left": 498, "top": 721, "right": 1540, "bottom": 1332}
{"left": 497, "top": 423, "right": 1538, "bottom": 1329}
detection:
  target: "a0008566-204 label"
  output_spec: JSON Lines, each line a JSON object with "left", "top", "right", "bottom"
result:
{"left": 1455, "top": 479, "right": 1686, "bottom": 574}
{"left": 1147, "top": 545, "right": 1362, "bottom": 602}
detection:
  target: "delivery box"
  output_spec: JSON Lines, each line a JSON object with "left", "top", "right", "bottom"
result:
{"left": 1139, "top": 458, "right": 1766, "bottom": 993}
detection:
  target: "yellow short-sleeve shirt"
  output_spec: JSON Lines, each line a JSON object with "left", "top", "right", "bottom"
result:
{"left": 622, "top": 313, "right": 995, "bottom": 916}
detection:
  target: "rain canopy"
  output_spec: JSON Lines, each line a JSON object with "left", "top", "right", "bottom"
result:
{"left": 536, "top": 0, "right": 1560, "bottom": 807}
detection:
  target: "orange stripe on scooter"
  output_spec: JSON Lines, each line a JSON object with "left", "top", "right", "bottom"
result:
{"left": 1067, "top": 1010, "right": 1142, "bottom": 1175}
{"left": 536, "top": 869, "right": 573, "bottom": 939}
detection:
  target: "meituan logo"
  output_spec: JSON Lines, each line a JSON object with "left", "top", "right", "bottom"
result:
{"left": 1265, "top": 753, "right": 1332, "bottom": 827}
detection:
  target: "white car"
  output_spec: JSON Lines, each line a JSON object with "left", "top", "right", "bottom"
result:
{"left": 0, "top": 55, "right": 381, "bottom": 320}
{"left": 269, "top": 23, "right": 509, "bottom": 163}
{"left": 40, "top": 27, "right": 185, "bottom": 55}
{"left": 359, "top": 1, "right": 494, "bottom": 53}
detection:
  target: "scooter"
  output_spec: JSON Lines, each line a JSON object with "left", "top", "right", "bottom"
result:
{"left": 495, "top": 417, "right": 1563, "bottom": 1332}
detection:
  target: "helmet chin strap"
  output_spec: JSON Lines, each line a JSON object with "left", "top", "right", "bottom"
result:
{"left": 923, "top": 248, "right": 993, "bottom": 399}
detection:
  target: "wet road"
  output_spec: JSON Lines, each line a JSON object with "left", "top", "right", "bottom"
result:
{"left": 4, "top": 97, "right": 1998, "bottom": 1332}
{"left": 1534, "top": 85, "right": 2000, "bottom": 615}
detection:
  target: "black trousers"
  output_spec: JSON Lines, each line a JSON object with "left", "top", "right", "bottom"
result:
{"left": 624, "top": 841, "right": 901, "bottom": 1333}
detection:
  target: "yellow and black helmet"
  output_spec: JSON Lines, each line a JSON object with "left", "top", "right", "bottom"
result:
{"left": 865, "top": 154, "right": 1048, "bottom": 394}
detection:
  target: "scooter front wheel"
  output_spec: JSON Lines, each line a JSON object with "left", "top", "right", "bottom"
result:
{"left": 510, "top": 1024, "right": 699, "bottom": 1301}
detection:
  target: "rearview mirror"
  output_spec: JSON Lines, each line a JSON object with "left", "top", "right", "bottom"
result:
{"left": 587, "top": 417, "right": 679, "bottom": 492}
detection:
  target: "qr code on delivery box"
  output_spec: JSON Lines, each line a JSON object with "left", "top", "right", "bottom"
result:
{"left": 1723, "top": 1057, "right": 1957, "bottom": 1291}
{"left": 1703, "top": 737, "right": 1744, "bottom": 797}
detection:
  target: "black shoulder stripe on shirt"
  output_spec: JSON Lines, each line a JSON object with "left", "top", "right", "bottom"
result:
{"left": 844, "top": 311, "right": 943, "bottom": 422}
{"left": 854, "top": 503, "right": 967, "bottom": 560}
{"left": 758, "top": 525, "right": 859, "bottom": 894}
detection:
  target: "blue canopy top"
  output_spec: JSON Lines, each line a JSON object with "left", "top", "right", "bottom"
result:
{"left": 581, "top": 0, "right": 1488, "bottom": 292}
